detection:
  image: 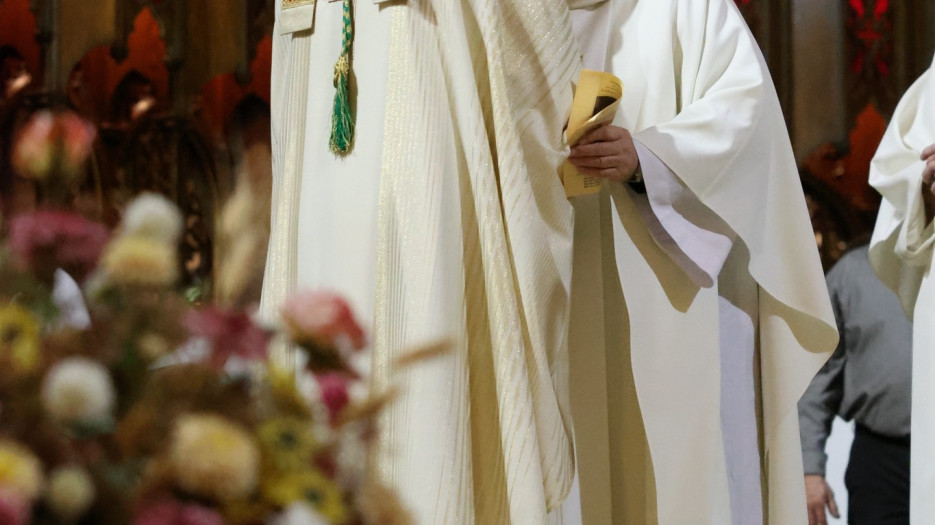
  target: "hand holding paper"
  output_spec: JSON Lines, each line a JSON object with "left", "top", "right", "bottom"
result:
{"left": 569, "top": 125, "right": 640, "bottom": 185}
{"left": 562, "top": 69, "right": 624, "bottom": 197}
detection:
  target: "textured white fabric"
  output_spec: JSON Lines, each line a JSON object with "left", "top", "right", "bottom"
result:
{"left": 569, "top": 1, "right": 612, "bottom": 70}
{"left": 567, "top": 0, "right": 608, "bottom": 9}
{"left": 371, "top": 1, "right": 581, "bottom": 521}
{"left": 266, "top": 0, "right": 582, "bottom": 522}
{"left": 869, "top": 54, "right": 935, "bottom": 525}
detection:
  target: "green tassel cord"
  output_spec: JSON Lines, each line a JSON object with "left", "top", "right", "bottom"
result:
{"left": 330, "top": 0, "right": 355, "bottom": 155}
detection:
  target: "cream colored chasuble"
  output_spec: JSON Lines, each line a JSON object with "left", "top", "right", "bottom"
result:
{"left": 869, "top": 55, "right": 935, "bottom": 525}
{"left": 264, "top": 0, "right": 583, "bottom": 523}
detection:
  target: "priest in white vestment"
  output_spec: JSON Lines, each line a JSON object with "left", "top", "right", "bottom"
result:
{"left": 564, "top": 1, "right": 836, "bottom": 524}
{"left": 869, "top": 53, "right": 935, "bottom": 525}
{"left": 263, "top": 0, "right": 837, "bottom": 523}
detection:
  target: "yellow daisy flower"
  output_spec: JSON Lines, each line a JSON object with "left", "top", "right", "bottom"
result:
{"left": 262, "top": 470, "right": 348, "bottom": 524}
{"left": 0, "top": 303, "right": 40, "bottom": 374}
{"left": 257, "top": 417, "right": 319, "bottom": 472}
{"left": 0, "top": 440, "right": 44, "bottom": 502}
{"left": 266, "top": 362, "right": 312, "bottom": 417}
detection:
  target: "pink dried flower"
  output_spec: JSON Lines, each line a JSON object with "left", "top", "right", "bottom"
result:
{"left": 183, "top": 308, "right": 270, "bottom": 369}
{"left": 12, "top": 111, "right": 96, "bottom": 180}
{"left": 8, "top": 210, "right": 109, "bottom": 282}
{"left": 177, "top": 505, "right": 228, "bottom": 525}
{"left": 0, "top": 490, "right": 30, "bottom": 525}
{"left": 317, "top": 373, "right": 350, "bottom": 424}
{"left": 134, "top": 499, "right": 227, "bottom": 525}
{"left": 281, "top": 291, "right": 366, "bottom": 350}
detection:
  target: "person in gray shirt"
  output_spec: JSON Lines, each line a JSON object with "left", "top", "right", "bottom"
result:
{"left": 799, "top": 243, "right": 912, "bottom": 525}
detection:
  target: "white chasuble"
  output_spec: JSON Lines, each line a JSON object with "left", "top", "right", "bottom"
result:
{"left": 567, "top": 1, "right": 837, "bottom": 524}
{"left": 869, "top": 54, "right": 935, "bottom": 525}
{"left": 264, "top": 0, "right": 584, "bottom": 523}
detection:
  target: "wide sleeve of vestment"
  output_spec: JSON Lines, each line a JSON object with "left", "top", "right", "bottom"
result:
{"left": 631, "top": 140, "right": 736, "bottom": 288}
{"left": 869, "top": 62, "right": 935, "bottom": 319}
{"left": 633, "top": 0, "right": 835, "bottom": 351}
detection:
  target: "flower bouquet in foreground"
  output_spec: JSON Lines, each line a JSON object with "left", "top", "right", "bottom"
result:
{"left": 0, "top": 111, "right": 416, "bottom": 525}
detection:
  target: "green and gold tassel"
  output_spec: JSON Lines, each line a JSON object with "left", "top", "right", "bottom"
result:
{"left": 329, "top": 0, "right": 355, "bottom": 155}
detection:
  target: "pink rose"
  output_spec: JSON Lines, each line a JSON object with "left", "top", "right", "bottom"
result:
{"left": 8, "top": 210, "right": 109, "bottom": 282}
{"left": 0, "top": 490, "right": 30, "bottom": 525}
{"left": 317, "top": 373, "right": 350, "bottom": 424}
{"left": 177, "top": 504, "right": 228, "bottom": 525}
{"left": 134, "top": 499, "right": 227, "bottom": 525}
{"left": 183, "top": 307, "right": 270, "bottom": 369}
{"left": 281, "top": 291, "right": 366, "bottom": 351}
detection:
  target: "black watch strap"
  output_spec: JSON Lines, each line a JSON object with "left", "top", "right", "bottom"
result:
{"left": 628, "top": 164, "right": 646, "bottom": 194}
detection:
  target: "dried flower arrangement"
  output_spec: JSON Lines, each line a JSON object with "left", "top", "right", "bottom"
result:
{"left": 0, "top": 110, "right": 414, "bottom": 525}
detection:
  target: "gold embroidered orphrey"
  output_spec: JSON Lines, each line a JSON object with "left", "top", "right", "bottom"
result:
{"left": 283, "top": 0, "right": 315, "bottom": 8}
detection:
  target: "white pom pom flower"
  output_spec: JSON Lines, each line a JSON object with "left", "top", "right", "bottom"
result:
{"left": 120, "top": 192, "right": 184, "bottom": 245}
{"left": 47, "top": 466, "right": 95, "bottom": 519}
{"left": 41, "top": 357, "right": 116, "bottom": 424}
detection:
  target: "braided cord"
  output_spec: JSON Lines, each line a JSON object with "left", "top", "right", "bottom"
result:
{"left": 329, "top": 0, "right": 355, "bottom": 155}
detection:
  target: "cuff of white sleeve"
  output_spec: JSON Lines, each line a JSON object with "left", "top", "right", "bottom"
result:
{"left": 630, "top": 140, "right": 735, "bottom": 288}
{"left": 897, "top": 181, "right": 935, "bottom": 266}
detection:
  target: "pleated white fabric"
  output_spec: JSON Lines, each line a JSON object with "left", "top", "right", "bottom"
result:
{"left": 869, "top": 55, "right": 935, "bottom": 525}
{"left": 264, "top": 0, "right": 583, "bottom": 522}
{"left": 370, "top": 1, "right": 585, "bottom": 522}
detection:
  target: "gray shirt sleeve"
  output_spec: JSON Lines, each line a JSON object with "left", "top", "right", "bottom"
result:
{"left": 797, "top": 272, "right": 847, "bottom": 476}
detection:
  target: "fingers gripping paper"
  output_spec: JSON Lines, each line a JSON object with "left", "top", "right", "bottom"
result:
{"left": 563, "top": 69, "right": 623, "bottom": 198}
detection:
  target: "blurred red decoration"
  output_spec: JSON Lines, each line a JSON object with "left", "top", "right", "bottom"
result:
{"left": 848, "top": 0, "right": 892, "bottom": 78}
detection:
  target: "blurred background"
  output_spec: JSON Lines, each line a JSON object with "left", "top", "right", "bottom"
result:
{"left": 1, "top": 0, "right": 274, "bottom": 300}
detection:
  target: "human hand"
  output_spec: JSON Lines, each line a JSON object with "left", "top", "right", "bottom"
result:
{"left": 568, "top": 125, "right": 639, "bottom": 183}
{"left": 805, "top": 474, "right": 840, "bottom": 525}
{"left": 921, "top": 144, "right": 935, "bottom": 223}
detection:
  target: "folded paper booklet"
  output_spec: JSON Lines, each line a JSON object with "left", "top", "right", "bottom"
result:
{"left": 562, "top": 69, "right": 624, "bottom": 198}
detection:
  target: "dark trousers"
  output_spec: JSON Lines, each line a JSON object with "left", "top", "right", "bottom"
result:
{"left": 845, "top": 425, "right": 910, "bottom": 525}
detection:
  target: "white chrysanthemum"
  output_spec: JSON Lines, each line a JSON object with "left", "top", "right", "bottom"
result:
{"left": 47, "top": 466, "right": 95, "bottom": 519}
{"left": 121, "top": 192, "right": 184, "bottom": 244}
{"left": 42, "top": 358, "right": 116, "bottom": 424}
{"left": 270, "top": 502, "right": 330, "bottom": 525}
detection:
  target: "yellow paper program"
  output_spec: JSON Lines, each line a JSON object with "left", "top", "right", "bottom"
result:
{"left": 563, "top": 70, "right": 624, "bottom": 198}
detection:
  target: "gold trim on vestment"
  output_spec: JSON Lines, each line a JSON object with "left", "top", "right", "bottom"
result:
{"left": 282, "top": 0, "right": 315, "bottom": 9}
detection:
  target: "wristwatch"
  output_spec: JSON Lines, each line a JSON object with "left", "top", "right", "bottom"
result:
{"left": 628, "top": 162, "right": 646, "bottom": 194}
